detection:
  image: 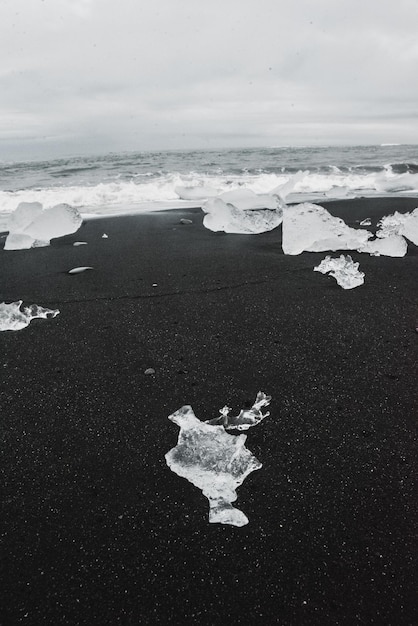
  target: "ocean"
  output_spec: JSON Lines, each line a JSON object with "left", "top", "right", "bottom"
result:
{"left": 1, "top": 145, "right": 417, "bottom": 225}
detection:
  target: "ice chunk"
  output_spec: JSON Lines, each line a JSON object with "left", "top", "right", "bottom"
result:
{"left": 175, "top": 185, "right": 219, "bottom": 200}
{"left": 314, "top": 255, "right": 365, "bottom": 289}
{"left": 282, "top": 203, "right": 371, "bottom": 255}
{"left": 358, "top": 234, "right": 407, "bottom": 257}
{"left": 206, "top": 391, "right": 271, "bottom": 431}
{"left": 4, "top": 202, "right": 82, "bottom": 250}
{"left": 165, "top": 405, "right": 262, "bottom": 526}
{"left": 376, "top": 208, "right": 418, "bottom": 245}
{"left": 360, "top": 218, "right": 372, "bottom": 226}
{"left": 202, "top": 195, "right": 284, "bottom": 234}
{"left": 68, "top": 266, "right": 94, "bottom": 274}
{"left": 219, "top": 189, "right": 279, "bottom": 210}
{"left": 0, "top": 300, "right": 59, "bottom": 331}
{"left": 270, "top": 170, "right": 309, "bottom": 200}
{"left": 73, "top": 241, "right": 88, "bottom": 246}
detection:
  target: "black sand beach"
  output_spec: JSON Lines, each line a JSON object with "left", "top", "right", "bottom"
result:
{"left": 1, "top": 197, "right": 417, "bottom": 625}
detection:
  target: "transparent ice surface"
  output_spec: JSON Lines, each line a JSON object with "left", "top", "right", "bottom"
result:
{"left": 165, "top": 405, "right": 262, "bottom": 526}
{"left": 4, "top": 202, "right": 82, "bottom": 250}
{"left": 359, "top": 234, "right": 407, "bottom": 257}
{"left": 175, "top": 185, "right": 219, "bottom": 200}
{"left": 0, "top": 300, "right": 59, "bottom": 331}
{"left": 314, "top": 255, "right": 365, "bottom": 289}
{"left": 376, "top": 208, "right": 418, "bottom": 245}
{"left": 202, "top": 194, "right": 284, "bottom": 234}
{"left": 282, "top": 203, "right": 371, "bottom": 255}
{"left": 206, "top": 391, "right": 271, "bottom": 431}
{"left": 270, "top": 170, "right": 309, "bottom": 200}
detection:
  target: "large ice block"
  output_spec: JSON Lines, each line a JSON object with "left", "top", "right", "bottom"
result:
{"left": 358, "top": 234, "right": 407, "bottom": 257}
{"left": 206, "top": 391, "right": 271, "bottom": 430}
{"left": 4, "top": 202, "right": 82, "bottom": 250}
{"left": 165, "top": 405, "right": 262, "bottom": 526}
{"left": 202, "top": 194, "right": 284, "bottom": 234}
{"left": 282, "top": 203, "right": 371, "bottom": 255}
{"left": 314, "top": 255, "right": 365, "bottom": 289}
{"left": 0, "top": 300, "right": 59, "bottom": 331}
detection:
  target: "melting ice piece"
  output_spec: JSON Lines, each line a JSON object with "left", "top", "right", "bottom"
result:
{"left": 358, "top": 235, "right": 407, "bottom": 257}
{"left": 165, "top": 405, "right": 262, "bottom": 526}
{"left": 68, "top": 266, "right": 94, "bottom": 274}
{"left": 175, "top": 185, "right": 219, "bottom": 200}
{"left": 202, "top": 194, "right": 284, "bottom": 234}
{"left": 360, "top": 218, "right": 372, "bottom": 226}
{"left": 206, "top": 391, "right": 271, "bottom": 431}
{"left": 282, "top": 203, "right": 371, "bottom": 255}
{"left": 269, "top": 170, "right": 309, "bottom": 200}
{"left": 4, "top": 202, "right": 82, "bottom": 250}
{"left": 73, "top": 241, "right": 88, "bottom": 246}
{"left": 0, "top": 301, "right": 59, "bottom": 331}
{"left": 314, "top": 255, "right": 365, "bottom": 289}
{"left": 376, "top": 208, "right": 418, "bottom": 245}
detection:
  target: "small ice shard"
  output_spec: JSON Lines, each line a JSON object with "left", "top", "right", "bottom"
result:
{"left": 202, "top": 194, "right": 284, "bottom": 234}
{"left": 358, "top": 235, "right": 407, "bottom": 257}
{"left": 282, "top": 203, "right": 371, "bottom": 255}
{"left": 144, "top": 368, "right": 155, "bottom": 375}
{"left": 360, "top": 218, "right": 372, "bottom": 226}
{"left": 180, "top": 218, "right": 193, "bottom": 224}
{"left": 0, "top": 301, "right": 59, "bottom": 331}
{"left": 73, "top": 241, "right": 88, "bottom": 246}
{"left": 68, "top": 266, "right": 94, "bottom": 274}
{"left": 165, "top": 405, "right": 262, "bottom": 526}
{"left": 206, "top": 391, "right": 271, "bottom": 431}
{"left": 175, "top": 185, "right": 219, "bottom": 200}
{"left": 314, "top": 255, "right": 365, "bottom": 289}
{"left": 102, "top": 233, "right": 108, "bottom": 238}
{"left": 4, "top": 202, "right": 82, "bottom": 250}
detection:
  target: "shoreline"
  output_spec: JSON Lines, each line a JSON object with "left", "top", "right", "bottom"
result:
{"left": 1, "top": 197, "right": 417, "bottom": 625}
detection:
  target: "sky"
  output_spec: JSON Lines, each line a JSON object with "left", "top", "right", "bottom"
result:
{"left": 1, "top": 0, "right": 418, "bottom": 159}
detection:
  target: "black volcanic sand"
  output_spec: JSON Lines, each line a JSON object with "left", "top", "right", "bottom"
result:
{"left": 1, "top": 197, "right": 417, "bottom": 626}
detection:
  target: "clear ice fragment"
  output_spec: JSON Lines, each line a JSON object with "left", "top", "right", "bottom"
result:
{"left": 165, "top": 405, "right": 262, "bottom": 526}
{"left": 358, "top": 235, "right": 407, "bottom": 257}
{"left": 68, "top": 266, "right": 94, "bottom": 274}
{"left": 376, "top": 208, "right": 418, "bottom": 245}
{"left": 4, "top": 202, "right": 82, "bottom": 250}
{"left": 314, "top": 255, "right": 365, "bottom": 289}
{"left": 282, "top": 203, "right": 371, "bottom": 255}
{"left": 0, "top": 301, "right": 59, "bottom": 331}
{"left": 206, "top": 391, "right": 271, "bottom": 431}
{"left": 269, "top": 170, "right": 309, "bottom": 200}
{"left": 202, "top": 194, "right": 284, "bottom": 234}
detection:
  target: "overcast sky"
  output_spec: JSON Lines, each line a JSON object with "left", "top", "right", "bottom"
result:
{"left": 1, "top": 0, "right": 417, "bottom": 159}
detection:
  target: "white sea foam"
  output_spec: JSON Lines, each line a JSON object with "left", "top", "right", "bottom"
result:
{"left": 1, "top": 167, "right": 417, "bottom": 222}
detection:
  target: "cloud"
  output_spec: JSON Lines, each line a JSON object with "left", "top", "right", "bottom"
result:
{"left": 0, "top": 0, "right": 417, "bottom": 158}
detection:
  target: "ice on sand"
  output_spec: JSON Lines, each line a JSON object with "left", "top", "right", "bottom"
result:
{"left": 282, "top": 203, "right": 371, "bottom": 255}
{"left": 165, "top": 405, "right": 262, "bottom": 526}
{"left": 202, "top": 192, "right": 284, "bottom": 234}
{"left": 359, "top": 234, "right": 407, "bottom": 257}
{"left": 4, "top": 202, "right": 82, "bottom": 250}
{"left": 314, "top": 255, "right": 365, "bottom": 289}
{"left": 375, "top": 208, "right": 418, "bottom": 246}
{"left": 206, "top": 391, "right": 271, "bottom": 431}
{"left": 0, "top": 301, "right": 59, "bottom": 331}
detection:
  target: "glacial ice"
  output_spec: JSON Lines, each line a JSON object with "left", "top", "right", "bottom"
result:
{"left": 165, "top": 405, "right": 262, "bottom": 526}
{"left": 68, "top": 266, "right": 94, "bottom": 274}
{"left": 269, "top": 170, "right": 309, "bottom": 200}
{"left": 202, "top": 193, "right": 284, "bottom": 234}
{"left": 314, "top": 255, "right": 365, "bottom": 289}
{"left": 282, "top": 203, "right": 371, "bottom": 255}
{"left": 4, "top": 202, "right": 82, "bottom": 250}
{"left": 358, "top": 234, "right": 407, "bottom": 257}
{"left": 206, "top": 391, "right": 271, "bottom": 431}
{"left": 175, "top": 185, "right": 219, "bottom": 200}
{"left": 0, "top": 301, "right": 59, "bottom": 331}
{"left": 376, "top": 208, "right": 418, "bottom": 246}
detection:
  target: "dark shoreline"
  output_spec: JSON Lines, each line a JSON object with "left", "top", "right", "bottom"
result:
{"left": 1, "top": 197, "right": 417, "bottom": 625}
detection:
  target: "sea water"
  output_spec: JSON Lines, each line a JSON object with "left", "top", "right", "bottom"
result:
{"left": 0, "top": 145, "right": 417, "bottom": 228}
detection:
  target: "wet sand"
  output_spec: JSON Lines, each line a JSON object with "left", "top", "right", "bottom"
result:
{"left": 1, "top": 197, "right": 417, "bottom": 625}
